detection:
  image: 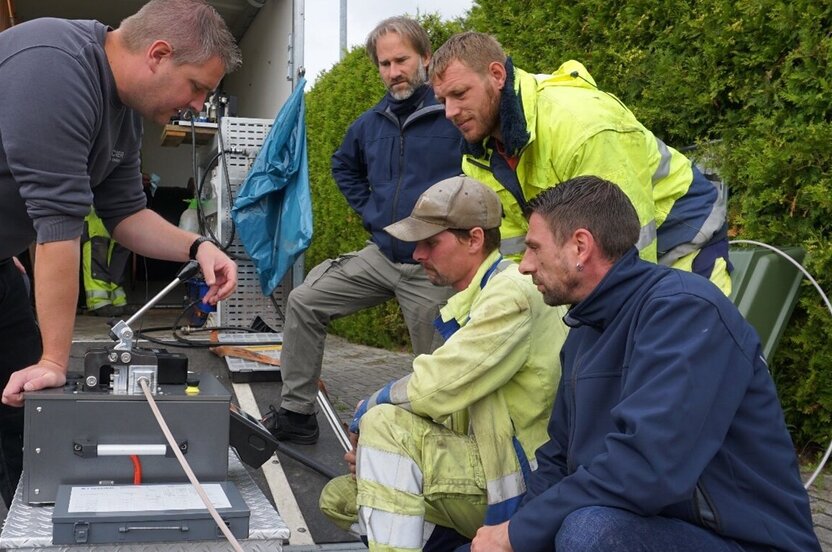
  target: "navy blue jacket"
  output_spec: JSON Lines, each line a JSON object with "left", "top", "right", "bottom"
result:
{"left": 331, "top": 87, "right": 462, "bottom": 263}
{"left": 510, "top": 249, "right": 819, "bottom": 552}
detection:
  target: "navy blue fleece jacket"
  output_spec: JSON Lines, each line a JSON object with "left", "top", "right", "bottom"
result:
{"left": 509, "top": 249, "right": 818, "bottom": 552}
{"left": 331, "top": 85, "right": 462, "bottom": 263}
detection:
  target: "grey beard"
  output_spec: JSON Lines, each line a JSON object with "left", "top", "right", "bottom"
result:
{"left": 389, "top": 64, "right": 428, "bottom": 100}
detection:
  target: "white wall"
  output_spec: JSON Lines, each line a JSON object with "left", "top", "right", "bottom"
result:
{"left": 224, "top": 0, "right": 294, "bottom": 120}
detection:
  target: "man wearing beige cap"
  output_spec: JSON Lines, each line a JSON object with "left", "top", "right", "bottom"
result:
{"left": 318, "top": 176, "right": 568, "bottom": 552}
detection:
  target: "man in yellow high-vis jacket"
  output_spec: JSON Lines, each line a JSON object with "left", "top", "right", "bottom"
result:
{"left": 319, "top": 176, "right": 568, "bottom": 551}
{"left": 429, "top": 32, "right": 730, "bottom": 295}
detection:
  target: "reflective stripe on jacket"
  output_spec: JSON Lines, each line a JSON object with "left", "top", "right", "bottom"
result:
{"left": 354, "top": 251, "right": 568, "bottom": 521}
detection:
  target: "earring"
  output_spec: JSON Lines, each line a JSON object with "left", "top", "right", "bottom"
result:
{"left": 576, "top": 263, "right": 584, "bottom": 272}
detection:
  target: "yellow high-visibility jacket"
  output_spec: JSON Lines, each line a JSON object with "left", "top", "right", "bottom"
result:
{"left": 355, "top": 251, "right": 569, "bottom": 521}
{"left": 462, "top": 60, "right": 730, "bottom": 293}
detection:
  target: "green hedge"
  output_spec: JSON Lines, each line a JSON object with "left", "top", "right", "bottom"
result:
{"left": 469, "top": 0, "right": 832, "bottom": 449}
{"left": 305, "top": 3, "right": 832, "bottom": 448}
{"left": 304, "top": 15, "right": 466, "bottom": 349}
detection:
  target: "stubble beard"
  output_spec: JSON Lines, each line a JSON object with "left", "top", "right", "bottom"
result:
{"left": 542, "top": 290, "right": 569, "bottom": 307}
{"left": 465, "top": 84, "right": 501, "bottom": 144}
{"left": 541, "top": 262, "right": 581, "bottom": 307}
{"left": 426, "top": 270, "right": 452, "bottom": 288}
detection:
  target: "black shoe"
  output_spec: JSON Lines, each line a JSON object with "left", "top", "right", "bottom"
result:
{"left": 262, "top": 405, "right": 319, "bottom": 444}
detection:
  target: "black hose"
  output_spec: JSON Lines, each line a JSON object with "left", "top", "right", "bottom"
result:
{"left": 272, "top": 440, "right": 341, "bottom": 480}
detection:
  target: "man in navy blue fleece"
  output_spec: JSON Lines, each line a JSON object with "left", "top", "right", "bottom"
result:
{"left": 465, "top": 175, "right": 819, "bottom": 551}
{"left": 267, "top": 16, "right": 461, "bottom": 444}
{"left": 0, "top": 0, "right": 241, "bottom": 506}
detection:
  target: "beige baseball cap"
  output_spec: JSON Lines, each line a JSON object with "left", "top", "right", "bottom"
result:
{"left": 384, "top": 175, "right": 502, "bottom": 242}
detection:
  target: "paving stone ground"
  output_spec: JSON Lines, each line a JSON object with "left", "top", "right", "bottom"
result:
{"left": 811, "top": 476, "right": 832, "bottom": 550}
{"left": 318, "top": 333, "right": 832, "bottom": 551}
{"left": 319, "top": 334, "right": 414, "bottom": 419}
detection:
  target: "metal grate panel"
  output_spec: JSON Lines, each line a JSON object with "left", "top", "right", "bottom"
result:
{"left": 210, "top": 117, "right": 291, "bottom": 331}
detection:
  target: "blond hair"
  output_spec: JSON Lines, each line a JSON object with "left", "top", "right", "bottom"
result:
{"left": 429, "top": 32, "right": 505, "bottom": 79}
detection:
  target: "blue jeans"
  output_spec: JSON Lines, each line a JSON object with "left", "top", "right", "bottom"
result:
{"left": 455, "top": 506, "right": 746, "bottom": 552}
{"left": 0, "top": 259, "right": 42, "bottom": 507}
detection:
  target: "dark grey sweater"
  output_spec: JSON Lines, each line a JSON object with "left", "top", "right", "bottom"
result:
{"left": 0, "top": 18, "right": 146, "bottom": 259}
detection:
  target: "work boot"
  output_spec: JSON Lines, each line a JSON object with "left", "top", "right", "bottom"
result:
{"left": 263, "top": 405, "right": 319, "bottom": 445}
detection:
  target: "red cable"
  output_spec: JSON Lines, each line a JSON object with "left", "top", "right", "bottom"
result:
{"left": 130, "top": 454, "right": 142, "bottom": 484}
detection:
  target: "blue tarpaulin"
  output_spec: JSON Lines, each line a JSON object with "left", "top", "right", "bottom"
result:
{"left": 231, "top": 78, "right": 313, "bottom": 295}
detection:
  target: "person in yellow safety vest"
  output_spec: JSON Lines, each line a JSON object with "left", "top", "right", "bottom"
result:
{"left": 82, "top": 208, "right": 129, "bottom": 316}
{"left": 429, "top": 32, "right": 731, "bottom": 296}
{"left": 319, "top": 176, "right": 569, "bottom": 551}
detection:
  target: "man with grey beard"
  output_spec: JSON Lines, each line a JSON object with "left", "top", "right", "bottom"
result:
{"left": 264, "top": 16, "right": 462, "bottom": 444}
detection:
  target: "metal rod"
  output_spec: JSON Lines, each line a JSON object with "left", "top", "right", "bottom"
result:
{"left": 339, "top": 0, "right": 347, "bottom": 60}
{"left": 317, "top": 390, "right": 352, "bottom": 452}
{"left": 6, "top": 0, "right": 15, "bottom": 26}
{"left": 125, "top": 261, "right": 200, "bottom": 327}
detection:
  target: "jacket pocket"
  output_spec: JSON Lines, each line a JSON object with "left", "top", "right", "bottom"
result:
{"left": 693, "top": 482, "right": 721, "bottom": 533}
{"left": 422, "top": 431, "right": 486, "bottom": 499}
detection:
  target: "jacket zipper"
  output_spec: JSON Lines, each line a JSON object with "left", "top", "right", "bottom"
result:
{"left": 390, "top": 128, "right": 405, "bottom": 259}
{"left": 383, "top": 103, "right": 443, "bottom": 261}
{"left": 694, "top": 482, "right": 721, "bottom": 532}
{"left": 566, "top": 357, "right": 579, "bottom": 473}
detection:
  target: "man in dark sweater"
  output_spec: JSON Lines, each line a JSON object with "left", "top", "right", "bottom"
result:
{"left": 465, "top": 176, "right": 819, "bottom": 552}
{"left": 0, "top": 0, "right": 241, "bottom": 506}
{"left": 267, "top": 17, "right": 462, "bottom": 444}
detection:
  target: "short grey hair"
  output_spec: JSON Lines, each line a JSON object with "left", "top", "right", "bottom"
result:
{"left": 119, "top": 0, "right": 242, "bottom": 73}
{"left": 365, "top": 16, "right": 431, "bottom": 66}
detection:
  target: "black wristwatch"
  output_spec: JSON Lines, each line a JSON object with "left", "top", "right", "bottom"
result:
{"left": 188, "top": 236, "right": 215, "bottom": 260}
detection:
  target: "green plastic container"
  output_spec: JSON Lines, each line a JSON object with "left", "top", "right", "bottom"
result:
{"left": 729, "top": 245, "right": 806, "bottom": 360}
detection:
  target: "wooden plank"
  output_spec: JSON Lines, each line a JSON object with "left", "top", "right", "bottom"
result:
{"left": 160, "top": 124, "right": 216, "bottom": 147}
{"left": 210, "top": 345, "right": 282, "bottom": 366}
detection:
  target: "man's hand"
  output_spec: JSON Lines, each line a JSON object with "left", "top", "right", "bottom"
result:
{"left": 194, "top": 241, "right": 237, "bottom": 304}
{"left": 471, "top": 521, "right": 513, "bottom": 552}
{"left": 2, "top": 359, "right": 67, "bottom": 407}
{"left": 344, "top": 431, "right": 359, "bottom": 476}
{"left": 345, "top": 399, "right": 365, "bottom": 475}
{"left": 112, "top": 210, "right": 237, "bottom": 303}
